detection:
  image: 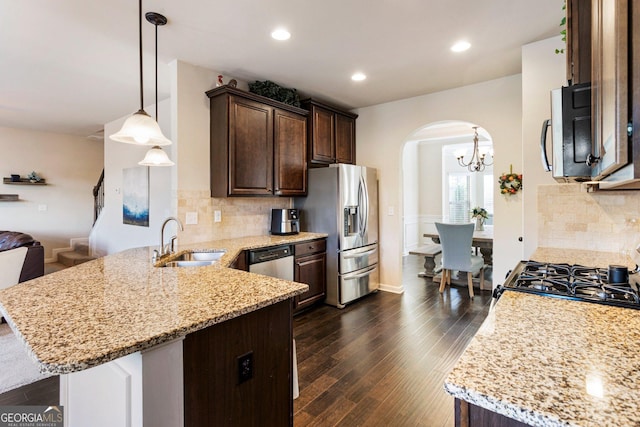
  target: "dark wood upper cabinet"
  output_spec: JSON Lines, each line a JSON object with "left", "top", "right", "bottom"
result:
{"left": 590, "top": 0, "right": 629, "bottom": 180}
{"left": 228, "top": 96, "right": 273, "bottom": 195}
{"left": 310, "top": 106, "right": 335, "bottom": 163}
{"left": 274, "top": 109, "right": 307, "bottom": 196}
{"left": 206, "top": 86, "right": 308, "bottom": 197}
{"left": 302, "top": 99, "right": 357, "bottom": 166}
{"left": 335, "top": 113, "right": 356, "bottom": 164}
{"left": 566, "top": 0, "right": 592, "bottom": 85}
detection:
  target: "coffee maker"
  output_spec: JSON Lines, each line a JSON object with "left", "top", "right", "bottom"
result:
{"left": 270, "top": 209, "right": 300, "bottom": 235}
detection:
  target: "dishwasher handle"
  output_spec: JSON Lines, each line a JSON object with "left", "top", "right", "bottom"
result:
{"left": 255, "top": 252, "right": 285, "bottom": 262}
{"left": 248, "top": 245, "right": 293, "bottom": 264}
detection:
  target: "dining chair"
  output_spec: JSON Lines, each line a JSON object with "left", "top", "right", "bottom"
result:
{"left": 435, "top": 222, "right": 485, "bottom": 298}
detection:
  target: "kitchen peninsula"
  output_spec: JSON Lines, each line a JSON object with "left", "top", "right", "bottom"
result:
{"left": 445, "top": 248, "right": 640, "bottom": 427}
{"left": 0, "top": 232, "right": 325, "bottom": 427}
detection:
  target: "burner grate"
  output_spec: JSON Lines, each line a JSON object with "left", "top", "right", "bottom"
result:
{"left": 499, "top": 260, "right": 640, "bottom": 309}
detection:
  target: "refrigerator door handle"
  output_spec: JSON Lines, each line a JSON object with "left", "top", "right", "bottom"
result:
{"left": 342, "top": 264, "right": 377, "bottom": 280}
{"left": 358, "top": 174, "right": 368, "bottom": 237}
{"left": 342, "top": 247, "right": 378, "bottom": 259}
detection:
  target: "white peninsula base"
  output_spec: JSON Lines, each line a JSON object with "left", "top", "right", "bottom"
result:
{"left": 60, "top": 338, "right": 184, "bottom": 427}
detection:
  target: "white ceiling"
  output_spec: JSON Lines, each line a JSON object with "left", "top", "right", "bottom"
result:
{"left": 0, "top": 0, "right": 563, "bottom": 137}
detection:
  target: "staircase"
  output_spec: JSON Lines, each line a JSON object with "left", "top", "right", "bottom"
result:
{"left": 45, "top": 241, "right": 96, "bottom": 274}
{"left": 58, "top": 242, "right": 95, "bottom": 267}
{"left": 45, "top": 171, "right": 104, "bottom": 275}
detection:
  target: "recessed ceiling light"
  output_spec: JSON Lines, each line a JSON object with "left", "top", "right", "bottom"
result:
{"left": 451, "top": 41, "right": 471, "bottom": 52}
{"left": 271, "top": 28, "right": 291, "bottom": 41}
{"left": 351, "top": 72, "right": 366, "bottom": 81}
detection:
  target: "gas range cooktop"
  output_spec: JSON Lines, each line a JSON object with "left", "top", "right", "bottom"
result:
{"left": 495, "top": 260, "right": 640, "bottom": 309}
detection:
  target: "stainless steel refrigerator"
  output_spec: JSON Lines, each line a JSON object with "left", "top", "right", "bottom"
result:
{"left": 295, "top": 164, "right": 379, "bottom": 308}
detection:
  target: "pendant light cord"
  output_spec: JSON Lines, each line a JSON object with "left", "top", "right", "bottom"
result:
{"left": 138, "top": 0, "right": 144, "bottom": 111}
{"left": 154, "top": 19, "right": 158, "bottom": 121}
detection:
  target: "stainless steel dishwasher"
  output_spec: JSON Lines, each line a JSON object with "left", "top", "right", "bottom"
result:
{"left": 248, "top": 244, "right": 294, "bottom": 280}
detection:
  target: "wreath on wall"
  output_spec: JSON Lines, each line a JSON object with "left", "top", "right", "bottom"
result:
{"left": 499, "top": 164, "right": 523, "bottom": 195}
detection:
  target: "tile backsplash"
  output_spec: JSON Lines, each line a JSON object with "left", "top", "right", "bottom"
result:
{"left": 178, "top": 190, "right": 291, "bottom": 244}
{"left": 538, "top": 184, "right": 640, "bottom": 255}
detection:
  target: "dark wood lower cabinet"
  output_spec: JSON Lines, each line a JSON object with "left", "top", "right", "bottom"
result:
{"left": 294, "top": 252, "right": 326, "bottom": 311}
{"left": 455, "top": 399, "right": 530, "bottom": 427}
{"left": 293, "top": 239, "right": 327, "bottom": 314}
{"left": 184, "top": 300, "right": 293, "bottom": 427}
{"left": 229, "top": 250, "right": 248, "bottom": 271}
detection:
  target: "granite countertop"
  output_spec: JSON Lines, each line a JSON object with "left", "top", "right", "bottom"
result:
{"left": 0, "top": 232, "right": 326, "bottom": 374}
{"left": 445, "top": 249, "right": 640, "bottom": 427}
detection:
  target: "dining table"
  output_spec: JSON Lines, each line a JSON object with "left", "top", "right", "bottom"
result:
{"left": 423, "top": 225, "right": 493, "bottom": 266}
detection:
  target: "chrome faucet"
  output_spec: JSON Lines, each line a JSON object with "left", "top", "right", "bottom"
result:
{"left": 158, "top": 216, "right": 184, "bottom": 259}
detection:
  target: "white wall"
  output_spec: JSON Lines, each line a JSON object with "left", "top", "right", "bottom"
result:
{"left": 521, "top": 36, "right": 566, "bottom": 257}
{"left": 0, "top": 126, "right": 103, "bottom": 258}
{"left": 402, "top": 141, "right": 419, "bottom": 253}
{"left": 92, "top": 100, "right": 175, "bottom": 255}
{"left": 355, "top": 75, "right": 523, "bottom": 290}
{"left": 172, "top": 60, "right": 219, "bottom": 192}
{"left": 419, "top": 141, "right": 444, "bottom": 218}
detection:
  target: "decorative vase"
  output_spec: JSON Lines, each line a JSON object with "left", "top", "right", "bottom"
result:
{"left": 475, "top": 217, "right": 484, "bottom": 231}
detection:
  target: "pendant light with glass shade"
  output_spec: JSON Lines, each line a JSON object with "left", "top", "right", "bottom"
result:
{"left": 110, "top": 0, "right": 171, "bottom": 147}
{"left": 138, "top": 10, "right": 174, "bottom": 166}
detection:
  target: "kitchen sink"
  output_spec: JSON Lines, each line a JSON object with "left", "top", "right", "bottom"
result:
{"left": 157, "top": 250, "right": 226, "bottom": 267}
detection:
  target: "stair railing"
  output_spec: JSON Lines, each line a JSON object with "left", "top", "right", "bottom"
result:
{"left": 93, "top": 169, "right": 104, "bottom": 225}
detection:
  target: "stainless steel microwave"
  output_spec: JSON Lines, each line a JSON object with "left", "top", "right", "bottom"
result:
{"left": 541, "top": 83, "right": 593, "bottom": 182}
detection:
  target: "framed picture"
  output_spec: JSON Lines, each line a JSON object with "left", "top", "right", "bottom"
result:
{"left": 122, "top": 166, "right": 149, "bottom": 227}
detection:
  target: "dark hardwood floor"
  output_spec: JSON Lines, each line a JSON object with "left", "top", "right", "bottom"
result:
{"left": 293, "top": 255, "right": 492, "bottom": 427}
{"left": 0, "top": 255, "right": 492, "bottom": 427}
{"left": 0, "top": 376, "right": 58, "bottom": 406}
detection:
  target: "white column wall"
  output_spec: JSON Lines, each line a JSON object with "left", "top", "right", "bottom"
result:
{"left": 521, "top": 36, "right": 566, "bottom": 258}
{"left": 92, "top": 100, "right": 175, "bottom": 255}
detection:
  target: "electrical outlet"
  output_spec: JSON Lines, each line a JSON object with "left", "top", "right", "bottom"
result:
{"left": 214, "top": 210, "right": 222, "bottom": 223}
{"left": 237, "top": 351, "right": 253, "bottom": 384}
{"left": 185, "top": 211, "right": 198, "bottom": 225}
{"left": 388, "top": 206, "right": 395, "bottom": 216}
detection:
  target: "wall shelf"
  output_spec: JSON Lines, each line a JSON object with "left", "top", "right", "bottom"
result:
{"left": 3, "top": 177, "right": 47, "bottom": 185}
{"left": 0, "top": 194, "right": 19, "bottom": 201}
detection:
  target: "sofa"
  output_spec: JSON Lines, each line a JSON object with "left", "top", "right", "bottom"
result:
{"left": 0, "top": 231, "right": 45, "bottom": 286}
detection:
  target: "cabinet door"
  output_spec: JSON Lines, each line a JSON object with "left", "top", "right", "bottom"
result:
{"left": 566, "top": 0, "right": 592, "bottom": 84}
{"left": 228, "top": 96, "right": 274, "bottom": 195}
{"left": 274, "top": 109, "right": 307, "bottom": 196}
{"left": 335, "top": 113, "right": 356, "bottom": 164}
{"left": 310, "top": 105, "right": 335, "bottom": 164}
{"left": 294, "top": 252, "right": 326, "bottom": 312}
{"left": 591, "top": 0, "right": 628, "bottom": 179}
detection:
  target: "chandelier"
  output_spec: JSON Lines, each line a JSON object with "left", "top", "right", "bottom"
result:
{"left": 457, "top": 126, "right": 493, "bottom": 172}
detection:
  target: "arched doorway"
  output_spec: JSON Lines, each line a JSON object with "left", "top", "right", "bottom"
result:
{"left": 401, "top": 120, "right": 494, "bottom": 283}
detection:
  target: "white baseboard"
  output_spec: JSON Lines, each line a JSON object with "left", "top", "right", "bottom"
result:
{"left": 378, "top": 282, "right": 404, "bottom": 294}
